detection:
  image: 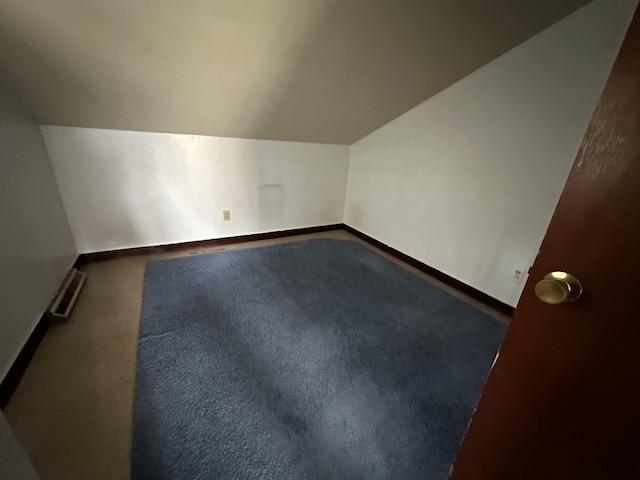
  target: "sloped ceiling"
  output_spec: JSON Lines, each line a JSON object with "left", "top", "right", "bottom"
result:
{"left": 0, "top": 0, "right": 590, "bottom": 144}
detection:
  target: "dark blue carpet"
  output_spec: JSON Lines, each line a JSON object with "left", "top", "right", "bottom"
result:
{"left": 132, "top": 239, "right": 505, "bottom": 480}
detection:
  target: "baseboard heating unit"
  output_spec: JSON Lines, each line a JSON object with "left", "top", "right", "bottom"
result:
{"left": 46, "top": 268, "right": 87, "bottom": 325}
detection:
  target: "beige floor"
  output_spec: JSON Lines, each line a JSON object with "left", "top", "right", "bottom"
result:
{"left": 5, "top": 230, "right": 508, "bottom": 480}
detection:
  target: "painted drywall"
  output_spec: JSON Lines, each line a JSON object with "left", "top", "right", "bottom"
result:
{"left": 0, "top": 412, "right": 39, "bottom": 480}
{"left": 344, "top": 0, "right": 638, "bottom": 307}
{"left": 0, "top": 90, "right": 77, "bottom": 380}
{"left": 42, "top": 127, "right": 349, "bottom": 253}
{"left": 0, "top": 0, "right": 589, "bottom": 144}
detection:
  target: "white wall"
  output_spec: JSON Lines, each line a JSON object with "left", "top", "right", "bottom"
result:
{"left": 344, "top": 0, "right": 637, "bottom": 307}
{"left": 41, "top": 127, "right": 349, "bottom": 253}
{"left": 0, "top": 90, "right": 77, "bottom": 380}
{"left": 0, "top": 412, "right": 39, "bottom": 480}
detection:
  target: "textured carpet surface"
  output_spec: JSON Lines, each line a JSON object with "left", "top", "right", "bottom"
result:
{"left": 132, "top": 239, "right": 505, "bottom": 479}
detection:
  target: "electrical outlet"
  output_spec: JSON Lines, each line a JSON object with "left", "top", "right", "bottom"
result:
{"left": 222, "top": 210, "right": 231, "bottom": 222}
{"left": 511, "top": 268, "right": 525, "bottom": 284}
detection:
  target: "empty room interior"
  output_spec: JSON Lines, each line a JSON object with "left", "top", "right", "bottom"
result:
{"left": 1, "top": 0, "right": 639, "bottom": 479}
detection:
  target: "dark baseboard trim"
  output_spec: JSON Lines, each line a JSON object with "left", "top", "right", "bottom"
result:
{"left": 0, "top": 317, "right": 49, "bottom": 409}
{"left": 2, "top": 222, "right": 511, "bottom": 407}
{"left": 77, "top": 224, "right": 344, "bottom": 266}
{"left": 2, "top": 224, "right": 342, "bottom": 407}
{"left": 72, "top": 254, "right": 83, "bottom": 270}
{"left": 341, "top": 224, "right": 515, "bottom": 318}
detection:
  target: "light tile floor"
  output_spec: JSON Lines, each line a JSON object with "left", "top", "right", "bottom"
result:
{"left": 5, "top": 230, "right": 508, "bottom": 480}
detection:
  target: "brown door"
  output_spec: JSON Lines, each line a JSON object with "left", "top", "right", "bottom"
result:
{"left": 450, "top": 6, "right": 640, "bottom": 480}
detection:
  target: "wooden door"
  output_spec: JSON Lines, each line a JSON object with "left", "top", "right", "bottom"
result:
{"left": 450, "top": 5, "right": 640, "bottom": 480}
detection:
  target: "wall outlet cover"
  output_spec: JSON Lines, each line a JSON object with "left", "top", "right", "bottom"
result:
{"left": 511, "top": 268, "right": 525, "bottom": 284}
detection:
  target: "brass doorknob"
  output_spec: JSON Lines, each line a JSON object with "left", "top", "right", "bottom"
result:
{"left": 534, "top": 271, "right": 583, "bottom": 304}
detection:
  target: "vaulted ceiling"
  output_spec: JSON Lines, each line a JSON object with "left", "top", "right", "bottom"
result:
{"left": 0, "top": 0, "right": 590, "bottom": 144}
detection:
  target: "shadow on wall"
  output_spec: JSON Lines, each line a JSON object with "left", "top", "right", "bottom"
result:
{"left": 0, "top": 5, "right": 100, "bottom": 122}
{"left": 0, "top": 0, "right": 592, "bottom": 144}
{"left": 221, "top": 0, "right": 440, "bottom": 143}
{"left": 201, "top": 0, "right": 593, "bottom": 144}
{"left": 0, "top": 0, "right": 592, "bottom": 249}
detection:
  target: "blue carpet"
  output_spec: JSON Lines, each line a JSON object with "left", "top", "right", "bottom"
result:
{"left": 132, "top": 239, "right": 505, "bottom": 479}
